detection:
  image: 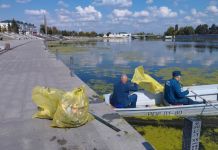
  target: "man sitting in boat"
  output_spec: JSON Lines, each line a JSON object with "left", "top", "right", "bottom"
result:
{"left": 110, "top": 74, "right": 138, "bottom": 108}
{"left": 164, "top": 71, "right": 203, "bottom": 105}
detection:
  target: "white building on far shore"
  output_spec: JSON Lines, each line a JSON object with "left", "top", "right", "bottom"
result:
{"left": 0, "top": 22, "right": 11, "bottom": 31}
{"left": 103, "top": 32, "right": 131, "bottom": 38}
{"left": 0, "top": 20, "right": 37, "bottom": 35}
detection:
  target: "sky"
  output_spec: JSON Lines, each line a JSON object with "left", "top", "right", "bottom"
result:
{"left": 0, "top": 0, "right": 218, "bottom": 33}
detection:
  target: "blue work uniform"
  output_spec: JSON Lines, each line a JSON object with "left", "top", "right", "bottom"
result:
{"left": 164, "top": 78, "right": 191, "bottom": 105}
{"left": 110, "top": 82, "right": 138, "bottom": 108}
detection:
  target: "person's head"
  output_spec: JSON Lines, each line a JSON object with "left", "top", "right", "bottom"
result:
{"left": 121, "top": 74, "right": 128, "bottom": 84}
{"left": 172, "top": 71, "right": 182, "bottom": 81}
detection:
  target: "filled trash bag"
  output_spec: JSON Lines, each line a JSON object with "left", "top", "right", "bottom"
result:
{"left": 51, "top": 86, "right": 92, "bottom": 128}
{"left": 131, "top": 66, "right": 164, "bottom": 94}
{"left": 32, "top": 86, "right": 65, "bottom": 119}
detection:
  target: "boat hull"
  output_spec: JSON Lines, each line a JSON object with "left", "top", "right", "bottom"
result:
{"left": 115, "top": 103, "right": 218, "bottom": 116}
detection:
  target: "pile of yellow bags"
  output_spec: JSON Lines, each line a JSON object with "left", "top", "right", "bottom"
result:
{"left": 131, "top": 66, "right": 164, "bottom": 94}
{"left": 32, "top": 86, "right": 64, "bottom": 119}
{"left": 32, "top": 86, "right": 92, "bottom": 128}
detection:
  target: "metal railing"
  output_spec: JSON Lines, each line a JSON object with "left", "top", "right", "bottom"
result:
{"left": 187, "top": 92, "right": 218, "bottom": 101}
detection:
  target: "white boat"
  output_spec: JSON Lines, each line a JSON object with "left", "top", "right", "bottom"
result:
{"left": 104, "top": 84, "right": 218, "bottom": 116}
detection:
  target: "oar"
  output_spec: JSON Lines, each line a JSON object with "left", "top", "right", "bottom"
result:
{"left": 89, "top": 112, "right": 121, "bottom": 132}
{"left": 190, "top": 90, "right": 207, "bottom": 115}
{"left": 191, "top": 90, "right": 218, "bottom": 111}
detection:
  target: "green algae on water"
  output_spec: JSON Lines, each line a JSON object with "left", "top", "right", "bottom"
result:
{"left": 87, "top": 79, "right": 113, "bottom": 96}
{"left": 47, "top": 41, "right": 110, "bottom": 53}
{"left": 201, "top": 128, "right": 218, "bottom": 150}
{"left": 135, "top": 125, "right": 182, "bottom": 150}
{"left": 155, "top": 67, "right": 218, "bottom": 86}
{"left": 117, "top": 51, "right": 147, "bottom": 62}
{"left": 47, "top": 41, "right": 87, "bottom": 53}
{"left": 127, "top": 116, "right": 218, "bottom": 150}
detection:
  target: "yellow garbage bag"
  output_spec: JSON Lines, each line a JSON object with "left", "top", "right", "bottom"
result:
{"left": 32, "top": 86, "right": 65, "bottom": 119}
{"left": 51, "top": 86, "right": 92, "bottom": 128}
{"left": 131, "top": 66, "right": 164, "bottom": 94}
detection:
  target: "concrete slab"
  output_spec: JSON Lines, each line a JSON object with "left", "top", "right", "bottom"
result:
{"left": 0, "top": 39, "right": 152, "bottom": 150}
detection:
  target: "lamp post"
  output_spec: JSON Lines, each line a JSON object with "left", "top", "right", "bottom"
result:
{"left": 44, "top": 14, "right": 47, "bottom": 36}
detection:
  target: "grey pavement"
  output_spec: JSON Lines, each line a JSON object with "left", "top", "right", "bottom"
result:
{"left": 0, "top": 39, "right": 152, "bottom": 150}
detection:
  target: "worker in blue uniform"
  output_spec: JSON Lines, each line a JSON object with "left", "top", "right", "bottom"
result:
{"left": 110, "top": 74, "right": 138, "bottom": 108}
{"left": 164, "top": 71, "right": 204, "bottom": 105}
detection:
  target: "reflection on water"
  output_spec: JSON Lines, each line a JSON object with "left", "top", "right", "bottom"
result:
{"left": 53, "top": 40, "right": 218, "bottom": 94}
{"left": 103, "top": 38, "right": 132, "bottom": 43}
{"left": 166, "top": 42, "right": 218, "bottom": 53}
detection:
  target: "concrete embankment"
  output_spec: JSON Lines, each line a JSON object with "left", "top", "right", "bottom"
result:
{"left": 0, "top": 39, "right": 152, "bottom": 150}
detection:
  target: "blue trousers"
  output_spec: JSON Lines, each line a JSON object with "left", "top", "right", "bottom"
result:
{"left": 174, "top": 97, "right": 202, "bottom": 105}
{"left": 126, "top": 94, "right": 137, "bottom": 108}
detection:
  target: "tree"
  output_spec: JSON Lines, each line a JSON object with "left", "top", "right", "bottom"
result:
{"left": 78, "top": 31, "right": 85, "bottom": 36}
{"left": 39, "top": 24, "right": 100, "bottom": 37}
{"left": 175, "top": 24, "right": 179, "bottom": 32}
{"left": 40, "top": 24, "right": 45, "bottom": 34}
{"left": 62, "top": 30, "right": 71, "bottom": 36}
{"left": 98, "top": 33, "right": 104, "bottom": 37}
{"left": 164, "top": 26, "right": 175, "bottom": 36}
{"left": 177, "top": 27, "right": 185, "bottom": 35}
{"left": 195, "top": 24, "right": 209, "bottom": 34}
{"left": 11, "top": 19, "right": 19, "bottom": 33}
{"left": 84, "top": 32, "right": 90, "bottom": 37}
{"left": 47, "top": 27, "right": 53, "bottom": 35}
{"left": 2, "top": 27, "right": 5, "bottom": 33}
{"left": 72, "top": 31, "right": 78, "bottom": 36}
{"left": 0, "top": 26, "right": 1, "bottom": 32}
{"left": 52, "top": 26, "right": 59, "bottom": 35}
{"left": 2, "top": 27, "right": 7, "bottom": 32}
{"left": 106, "top": 32, "right": 111, "bottom": 36}
{"left": 209, "top": 24, "right": 218, "bottom": 34}
{"left": 8, "top": 23, "right": 12, "bottom": 32}
{"left": 137, "top": 32, "right": 144, "bottom": 35}
{"left": 90, "top": 31, "right": 97, "bottom": 37}
{"left": 183, "top": 26, "right": 195, "bottom": 35}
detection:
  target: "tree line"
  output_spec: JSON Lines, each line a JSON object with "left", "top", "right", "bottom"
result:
{"left": 40, "top": 24, "right": 103, "bottom": 37}
{"left": 165, "top": 24, "right": 218, "bottom": 36}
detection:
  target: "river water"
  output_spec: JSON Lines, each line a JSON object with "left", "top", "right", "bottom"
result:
{"left": 54, "top": 39, "right": 218, "bottom": 95}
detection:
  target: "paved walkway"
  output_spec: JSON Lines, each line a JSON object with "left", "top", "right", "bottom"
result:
{"left": 0, "top": 39, "right": 152, "bottom": 150}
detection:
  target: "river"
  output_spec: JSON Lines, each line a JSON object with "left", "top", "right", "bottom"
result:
{"left": 53, "top": 39, "right": 218, "bottom": 95}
